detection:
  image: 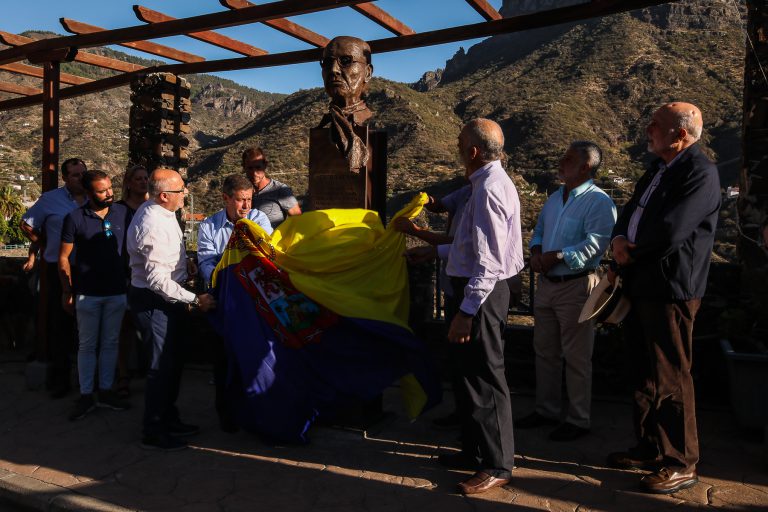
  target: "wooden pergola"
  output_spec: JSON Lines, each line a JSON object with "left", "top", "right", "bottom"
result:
{"left": 0, "top": 0, "right": 671, "bottom": 192}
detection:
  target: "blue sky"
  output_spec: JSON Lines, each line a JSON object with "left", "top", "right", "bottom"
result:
{"left": 2, "top": 0, "right": 503, "bottom": 93}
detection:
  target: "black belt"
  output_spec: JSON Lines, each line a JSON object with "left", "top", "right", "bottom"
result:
{"left": 543, "top": 270, "right": 595, "bottom": 283}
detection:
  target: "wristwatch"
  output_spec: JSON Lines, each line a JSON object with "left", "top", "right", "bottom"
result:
{"left": 187, "top": 296, "right": 200, "bottom": 312}
{"left": 556, "top": 251, "right": 564, "bottom": 260}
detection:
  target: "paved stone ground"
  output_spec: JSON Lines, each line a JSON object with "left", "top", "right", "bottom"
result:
{"left": 0, "top": 357, "right": 766, "bottom": 512}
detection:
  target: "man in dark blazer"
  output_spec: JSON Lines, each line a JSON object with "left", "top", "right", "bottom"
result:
{"left": 607, "top": 102, "right": 721, "bottom": 494}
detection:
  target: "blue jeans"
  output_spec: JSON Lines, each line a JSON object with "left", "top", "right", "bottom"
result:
{"left": 75, "top": 294, "right": 127, "bottom": 394}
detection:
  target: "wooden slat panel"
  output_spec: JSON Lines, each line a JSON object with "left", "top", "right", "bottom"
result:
{"left": 0, "top": 62, "right": 92, "bottom": 85}
{"left": 60, "top": 18, "right": 205, "bottom": 63}
{"left": 0, "top": 0, "right": 674, "bottom": 112}
{"left": 0, "top": 0, "right": 366, "bottom": 66}
{"left": 0, "top": 31, "right": 145, "bottom": 72}
{"left": 465, "top": 0, "right": 502, "bottom": 21}
{"left": 0, "top": 80, "right": 42, "bottom": 96}
{"left": 219, "top": 0, "right": 329, "bottom": 47}
{"left": 351, "top": 3, "right": 415, "bottom": 36}
{"left": 134, "top": 5, "right": 267, "bottom": 56}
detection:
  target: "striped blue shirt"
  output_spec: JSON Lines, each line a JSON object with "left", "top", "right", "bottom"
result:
{"left": 530, "top": 180, "right": 616, "bottom": 277}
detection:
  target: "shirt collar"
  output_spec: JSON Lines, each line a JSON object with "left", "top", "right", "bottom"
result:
{"left": 468, "top": 160, "right": 502, "bottom": 184}
{"left": 660, "top": 146, "right": 691, "bottom": 171}
{"left": 149, "top": 200, "right": 178, "bottom": 218}
{"left": 562, "top": 179, "right": 594, "bottom": 199}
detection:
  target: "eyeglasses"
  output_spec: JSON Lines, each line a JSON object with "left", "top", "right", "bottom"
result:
{"left": 162, "top": 189, "right": 185, "bottom": 194}
{"left": 244, "top": 162, "right": 267, "bottom": 171}
{"left": 103, "top": 219, "right": 113, "bottom": 238}
{"left": 320, "top": 55, "right": 367, "bottom": 69}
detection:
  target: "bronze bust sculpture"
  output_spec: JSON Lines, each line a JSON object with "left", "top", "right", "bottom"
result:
{"left": 318, "top": 36, "right": 374, "bottom": 172}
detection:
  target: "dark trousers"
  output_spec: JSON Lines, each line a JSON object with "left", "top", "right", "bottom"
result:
{"left": 128, "top": 286, "right": 184, "bottom": 437}
{"left": 45, "top": 262, "right": 76, "bottom": 391}
{"left": 451, "top": 278, "right": 515, "bottom": 478}
{"left": 624, "top": 298, "right": 701, "bottom": 470}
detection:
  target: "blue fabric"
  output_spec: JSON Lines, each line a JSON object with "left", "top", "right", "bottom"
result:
{"left": 197, "top": 209, "right": 273, "bottom": 286}
{"left": 74, "top": 293, "right": 126, "bottom": 394}
{"left": 61, "top": 203, "right": 131, "bottom": 296}
{"left": 209, "top": 264, "right": 441, "bottom": 443}
{"left": 530, "top": 180, "right": 616, "bottom": 276}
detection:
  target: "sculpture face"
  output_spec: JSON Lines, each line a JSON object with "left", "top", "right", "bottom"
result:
{"left": 321, "top": 37, "right": 372, "bottom": 107}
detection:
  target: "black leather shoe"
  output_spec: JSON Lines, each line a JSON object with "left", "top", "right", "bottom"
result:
{"left": 641, "top": 467, "right": 698, "bottom": 494}
{"left": 548, "top": 422, "right": 589, "bottom": 441}
{"left": 607, "top": 449, "right": 662, "bottom": 470}
{"left": 457, "top": 471, "right": 511, "bottom": 494}
{"left": 431, "top": 412, "right": 461, "bottom": 430}
{"left": 515, "top": 412, "right": 558, "bottom": 429}
{"left": 437, "top": 452, "right": 479, "bottom": 471}
{"left": 168, "top": 421, "right": 200, "bottom": 437}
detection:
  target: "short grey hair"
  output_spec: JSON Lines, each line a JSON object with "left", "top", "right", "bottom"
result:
{"left": 570, "top": 141, "right": 602, "bottom": 177}
{"left": 672, "top": 109, "right": 703, "bottom": 142}
{"left": 464, "top": 118, "right": 505, "bottom": 162}
{"left": 222, "top": 174, "right": 253, "bottom": 197}
{"left": 148, "top": 172, "right": 177, "bottom": 198}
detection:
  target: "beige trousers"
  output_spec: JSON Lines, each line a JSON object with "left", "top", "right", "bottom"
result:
{"left": 532, "top": 273, "right": 600, "bottom": 428}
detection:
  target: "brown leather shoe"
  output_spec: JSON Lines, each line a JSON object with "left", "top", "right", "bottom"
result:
{"left": 457, "top": 471, "right": 511, "bottom": 494}
{"left": 606, "top": 450, "right": 662, "bottom": 470}
{"left": 641, "top": 467, "right": 698, "bottom": 494}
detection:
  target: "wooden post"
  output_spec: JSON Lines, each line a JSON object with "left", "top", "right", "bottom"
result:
{"left": 739, "top": 1, "right": 768, "bottom": 301}
{"left": 41, "top": 60, "right": 60, "bottom": 192}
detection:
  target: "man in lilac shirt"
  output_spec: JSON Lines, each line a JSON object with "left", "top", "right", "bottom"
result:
{"left": 407, "top": 118, "right": 523, "bottom": 494}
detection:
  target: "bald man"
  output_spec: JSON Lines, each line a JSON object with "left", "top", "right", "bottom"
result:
{"left": 406, "top": 119, "right": 523, "bottom": 494}
{"left": 127, "top": 169, "right": 216, "bottom": 451}
{"left": 607, "top": 103, "right": 721, "bottom": 494}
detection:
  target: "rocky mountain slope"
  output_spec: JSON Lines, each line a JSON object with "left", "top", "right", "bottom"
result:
{"left": 0, "top": 32, "right": 285, "bottom": 198}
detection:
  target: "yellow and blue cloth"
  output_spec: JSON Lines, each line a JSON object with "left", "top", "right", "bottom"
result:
{"left": 209, "top": 193, "right": 440, "bottom": 442}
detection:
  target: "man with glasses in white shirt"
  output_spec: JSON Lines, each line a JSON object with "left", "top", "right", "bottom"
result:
{"left": 127, "top": 169, "right": 216, "bottom": 451}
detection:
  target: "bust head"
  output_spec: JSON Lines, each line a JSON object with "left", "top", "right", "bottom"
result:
{"left": 321, "top": 36, "right": 373, "bottom": 108}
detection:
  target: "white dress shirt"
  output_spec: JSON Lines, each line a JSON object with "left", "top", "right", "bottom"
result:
{"left": 127, "top": 201, "right": 196, "bottom": 304}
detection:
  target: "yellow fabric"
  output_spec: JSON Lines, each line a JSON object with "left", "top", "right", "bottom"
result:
{"left": 213, "top": 193, "right": 428, "bottom": 330}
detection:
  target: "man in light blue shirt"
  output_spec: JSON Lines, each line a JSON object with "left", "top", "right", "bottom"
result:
{"left": 197, "top": 174, "right": 273, "bottom": 288}
{"left": 517, "top": 141, "right": 616, "bottom": 441}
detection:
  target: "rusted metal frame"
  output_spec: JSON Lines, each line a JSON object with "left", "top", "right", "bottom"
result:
{"left": 0, "top": 31, "right": 145, "bottom": 72}
{"left": 41, "top": 61, "right": 60, "bottom": 192}
{"left": 351, "top": 3, "right": 415, "bottom": 36}
{"left": 0, "top": 62, "right": 92, "bottom": 85}
{"left": 219, "top": 0, "right": 330, "bottom": 47}
{"left": 0, "top": 0, "right": 673, "bottom": 112}
{"left": 368, "top": 0, "right": 670, "bottom": 53}
{"left": 464, "top": 0, "right": 502, "bottom": 21}
{"left": 0, "top": 80, "right": 42, "bottom": 95}
{"left": 133, "top": 5, "right": 267, "bottom": 57}
{"left": 0, "top": 0, "right": 369, "bottom": 66}
{"left": 60, "top": 18, "right": 205, "bottom": 63}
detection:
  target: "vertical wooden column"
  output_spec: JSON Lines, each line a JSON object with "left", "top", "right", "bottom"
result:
{"left": 739, "top": 1, "right": 768, "bottom": 298}
{"left": 41, "top": 60, "right": 60, "bottom": 192}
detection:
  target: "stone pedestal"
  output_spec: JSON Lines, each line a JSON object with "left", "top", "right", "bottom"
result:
{"left": 308, "top": 126, "right": 387, "bottom": 223}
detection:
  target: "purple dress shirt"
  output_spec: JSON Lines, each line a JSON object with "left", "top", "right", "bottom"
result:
{"left": 437, "top": 160, "right": 524, "bottom": 315}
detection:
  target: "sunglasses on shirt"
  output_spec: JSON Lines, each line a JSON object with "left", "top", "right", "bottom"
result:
{"left": 103, "top": 219, "right": 113, "bottom": 238}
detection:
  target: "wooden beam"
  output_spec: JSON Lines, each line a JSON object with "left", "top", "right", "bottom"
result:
{"left": 60, "top": 18, "right": 205, "bottom": 63}
{"left": 0, "top": 31, "right": 145, "bottom": 73}
{"left": 219, "top": 0, "right": 330, "bottom": 47}
{"left": 351, "top": 3, "right": 415, "bottom": 36}
{"left": 0, "top": 62, "right": 93, "bottom": 85}
{"left": 133, "top": 5, "right": 267, "bottom": 57}
{"left": 0, "top": 80, "right": 42, "bottom": 96}
{"left": 42, "top": 61, "right": 59, "bottom": 192}
{"left": 464, "top": 0, "right": 502, "bottom": 21}
{"left": 0, "top": 0, "right": 674, "bottom": 112}
{"left": 0, "top": 0, "right": 367, "bottom": 66}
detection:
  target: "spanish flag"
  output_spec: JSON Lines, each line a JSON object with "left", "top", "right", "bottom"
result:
{"left": 209, "top": 193, "right": 441, "bottom": 443}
